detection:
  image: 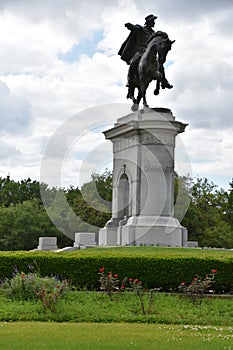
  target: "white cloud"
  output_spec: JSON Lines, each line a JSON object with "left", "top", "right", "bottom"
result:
{"left": 181, "top": 127, "right": 233, "bottom": 188}
{"left": 0, "top": 80, "right": 33, "bottom": 134}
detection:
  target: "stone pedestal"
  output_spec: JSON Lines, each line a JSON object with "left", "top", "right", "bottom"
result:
{"left": 73, "top": 232, "right": 96, "bottom": 247}
{"left": 99, "top": 107, "right": 188, "bottom": 247}
{"left": 37, "top": 237, "right": 58, "bottom": 251}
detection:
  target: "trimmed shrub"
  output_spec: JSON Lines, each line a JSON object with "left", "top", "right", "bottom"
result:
{"left": 0, "top": 248, "right": 233, "bottom": 292}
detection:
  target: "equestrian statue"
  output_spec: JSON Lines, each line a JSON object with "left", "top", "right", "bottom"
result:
{"left": 118, "top": 14, "right": 175, "bottom": 111}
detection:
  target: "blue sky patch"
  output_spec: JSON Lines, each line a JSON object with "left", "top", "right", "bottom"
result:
{"left": 59, "top": 30, "right": 104, "bottom": 62}
{"left": 165, "top": 60, "right": 174, "bottom": 68}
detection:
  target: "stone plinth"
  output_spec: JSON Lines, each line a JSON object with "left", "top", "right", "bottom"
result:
{"left": 73, "top": 232, "right": 96, "bottom": 247}
{"left": 37, "top": 237, "right": 58, "bottom": 251}
{"left": 99, "top": 108, "right": 188, "bottom": 247}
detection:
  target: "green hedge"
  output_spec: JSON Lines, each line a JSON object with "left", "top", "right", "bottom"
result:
{"left": 0, "top": 247, "right": 233, "bottom": 292}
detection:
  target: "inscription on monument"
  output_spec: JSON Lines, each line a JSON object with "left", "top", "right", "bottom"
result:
{"left": 113, "top": 132, "right": 174, "bottom": 152}
{"left": 144, "top": 164, "right": 174, "bottom": 173}
{"left": 141, "top": 133, "right": 174, "bottom": 146}
{"left": 113, "top": 135, "right": 139, "bottom": 152}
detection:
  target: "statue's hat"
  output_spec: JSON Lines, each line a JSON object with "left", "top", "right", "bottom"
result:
{"left": 145, "top": 14, "right": 157, "bottom": 24}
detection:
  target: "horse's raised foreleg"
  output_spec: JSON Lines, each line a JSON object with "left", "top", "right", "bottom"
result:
{"left": 154, "top": 80, "right": 160, "bottom": 96}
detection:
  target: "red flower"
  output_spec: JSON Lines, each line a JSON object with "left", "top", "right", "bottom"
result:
{"left": 211, "top": 269, "right": 217, "bottom": 274}
{"left": 113, "top": 274, "right": 118, "bottom": 278}
{"left": 121, "top": 285, "right": 125, "bottom": 289}
{"left": 129, "top": 278, "right": 133, "bottom": 282}
{"left": 193, "top": 277, "right": 197, "bottom": 281}
{"left": 99, "top": 267, "right": 105, "bottom": 273}
{"left": 134, "top": 279, "right": 139, "bottom": 284}
{"left": 181, "top": 282, "right": 186, "bottom": 285}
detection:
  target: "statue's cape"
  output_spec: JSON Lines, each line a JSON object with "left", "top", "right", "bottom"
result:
{"left": 118, "top": 32, "right": 136, "bottom": 65}
{"left": 118, "top": 29, "right": 168, "bottom": 65}
{"left": 118, "top": 25, "right": 142, "bottom": 65}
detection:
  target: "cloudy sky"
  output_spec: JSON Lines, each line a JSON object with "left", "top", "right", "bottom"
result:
{"left": 0, "top": 0, "right": 233, "bottom": 191}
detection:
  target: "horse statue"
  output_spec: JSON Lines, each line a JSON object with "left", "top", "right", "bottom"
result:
{"left": 126, "top": 32, "right": 175, "bottom": 111}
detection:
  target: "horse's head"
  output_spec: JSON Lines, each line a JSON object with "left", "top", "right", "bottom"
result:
{"left": 158, "top": 38, "right": 175, "bottom": 64}
{"left": 163, "top": 38, "right": 175, "bottom": 50}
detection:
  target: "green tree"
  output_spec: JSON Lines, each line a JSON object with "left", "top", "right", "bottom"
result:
{"left": 46, "top": 189, "right": 83, "bottom": 241}
{"left": 0, "top": 176, "right": 45, "bottom": 206}
{"left": 1, "top": 172, "right": 232, "bottom": 250}
{"left": 181, "top": 177, "right": 233, "bottom": 247}
{"left": 174, "top": 174, "right": 192, "bottom": 223}
{"left": 201, "top": 221, "right": 233, "bottom": 248}
{"left": 225, "top": 179, "right": 233, "bottom": 226}
{"left": 0, "top": 198, "right": 72, "bottom": 251}
{"left": 71, "top": 170, "right": 112, "bottom": 229}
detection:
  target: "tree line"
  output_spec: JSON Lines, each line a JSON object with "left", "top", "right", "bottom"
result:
{"left": 0, "top": 173, "right": 232, "bottom": 250}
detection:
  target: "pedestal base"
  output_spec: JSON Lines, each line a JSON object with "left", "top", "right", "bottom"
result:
{"left": 99, "top": 227, "right": 118, "bottom": 246}
{"left": 99, "top": 216, "right": 188, "bottom": 247}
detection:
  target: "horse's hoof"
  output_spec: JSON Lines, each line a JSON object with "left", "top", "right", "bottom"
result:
{"left": 154, "top": 89, "right": 159, "bottom": 95}
{"left": 131, "top": 103, "right": 139, "bottom": 112}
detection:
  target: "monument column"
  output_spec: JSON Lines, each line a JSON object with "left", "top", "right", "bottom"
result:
{"left": 99, "top": 107, "right": 188, "bottom": 247}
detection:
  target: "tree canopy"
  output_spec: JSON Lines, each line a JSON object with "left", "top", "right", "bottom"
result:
{"left": 0, "top": 173, "right": 232, "bottom": 250}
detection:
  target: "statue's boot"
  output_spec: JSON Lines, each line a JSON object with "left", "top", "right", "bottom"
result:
{"left": 161, "top": 80, "right": 173, "bottom": 89}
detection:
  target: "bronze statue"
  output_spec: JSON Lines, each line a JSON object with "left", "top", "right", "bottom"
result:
{"left": 118, "top": 14, "right": 174, "bottom": 111}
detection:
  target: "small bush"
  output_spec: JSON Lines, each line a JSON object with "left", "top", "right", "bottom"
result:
{"left": 0, "top": 264, "right": 70, "bottom": 311}
{"left": 98, "top": 266, "right": 120, "bottom": 299}
{"left": 178, "top": 269, "right": 217, "bottom": 303}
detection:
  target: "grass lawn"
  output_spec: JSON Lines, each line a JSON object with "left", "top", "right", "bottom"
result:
{"left": 0, "top": 322, "right": 233, "bottom": 350}
{"left": 63, "top": 246, "right": 233, "bottom": 258}
{"left": 1, "top": 292, "right": 233, "bottom": 325}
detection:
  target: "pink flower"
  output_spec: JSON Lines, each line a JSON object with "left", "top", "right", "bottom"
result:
{"left": 113, "top": 274, "right": 118, "bottom": 278}
{"left": 99, "top": 267, "right": 105, "bottom": 273}
{"left": 121, "top": 285, "right": 125, "bottom": 290}
{"left": 134, "top": 279, "right": 139, "bottom": 284}
{"left": 129, "top": 278, "right": 133, "bottom": 282}
{"left": 212, "top": 269, "right": 217, "bottom": 274}
{"left": 181, "top": 282, "right": 186, "bottom": 285}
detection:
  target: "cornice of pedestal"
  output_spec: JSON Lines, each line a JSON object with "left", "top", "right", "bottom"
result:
{"left": 103, "top": 108, "right": 188, "bottom": 140}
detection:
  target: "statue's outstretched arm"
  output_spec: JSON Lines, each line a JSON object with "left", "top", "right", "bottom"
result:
{"left": 125, "top": 23, "right": 134, "bottom": 31}
{"left": 125, "top": 23, "right": 142, "bottom": 33}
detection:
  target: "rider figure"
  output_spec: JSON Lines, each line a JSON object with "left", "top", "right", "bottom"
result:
{"left": 118, "top": 14, "right": 173, "bottom": 90}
